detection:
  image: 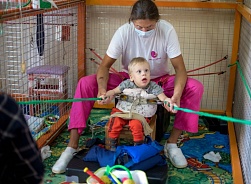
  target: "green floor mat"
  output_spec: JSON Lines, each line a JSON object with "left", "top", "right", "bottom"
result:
{"left": 43, "top": 109, "right": 233, "bottom": 184}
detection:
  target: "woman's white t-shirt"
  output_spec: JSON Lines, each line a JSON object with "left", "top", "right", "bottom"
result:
{"left": 106, "top": 20, "right": 181, "bottom": 79}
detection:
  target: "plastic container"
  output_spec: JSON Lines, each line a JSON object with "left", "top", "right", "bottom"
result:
{"left": 86, "top": 167, "right": 149, "bottom": 184}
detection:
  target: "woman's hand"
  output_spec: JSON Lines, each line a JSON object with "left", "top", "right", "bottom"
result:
{"left": 163, "top": 97, "right": 178, "bottom": 113}
{"left": 97, "top": 88, "right": 107, "bottom": 105}
{"left": 97, "top": 89, "right": 115, "bottom": 105}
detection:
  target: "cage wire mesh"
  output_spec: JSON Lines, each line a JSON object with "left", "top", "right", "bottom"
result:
{"left": 86, "top": 6, "right": 235, "bottom": 111}
{"left": 0, "top": 2, "right": 80, "bottom": 146}
{"left": 1, "top": 1, "right": 251, "bottom": 182}
{"left": 233, "top": 18, "right": 251, "bottom": 184}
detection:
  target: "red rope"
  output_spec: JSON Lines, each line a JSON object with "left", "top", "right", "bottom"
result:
{"left": 159, "top": 55, "right": 228, "bottom": 85}
{"left": 89, "top": 58, "right": 125, "bottom": 80}
{"left": 89, "top": 48, "right": 123, "bottom": 77}
{"left": 89, "top": 48, "right": 228, "bottom": 86}
{"left": 187, "top": 71, "right": 226, "bottom": 76}
{"left": 187, "top": 55, "right": 228, "bottom": 74}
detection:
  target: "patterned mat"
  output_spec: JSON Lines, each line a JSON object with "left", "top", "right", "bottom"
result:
{"left": 42, "top": 109, "right": 233, "bottom": 184}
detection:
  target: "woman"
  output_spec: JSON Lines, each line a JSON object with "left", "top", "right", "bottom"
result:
{"left": 52, "top": 0, "right": 204, "bottom": 173}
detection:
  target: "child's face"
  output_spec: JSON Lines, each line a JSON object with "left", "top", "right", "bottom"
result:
{"left": 130, "top": 62, "right": 150, "bottom": 88}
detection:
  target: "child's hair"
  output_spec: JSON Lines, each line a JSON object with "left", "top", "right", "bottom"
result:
{"left": 128, "top": 57, "right": 150, "bottom": 74}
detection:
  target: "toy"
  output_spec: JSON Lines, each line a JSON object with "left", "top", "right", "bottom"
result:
{"left": 109, "top": 171, "right": 122, "bottom": 184}
{"left": 122, "top": 180, "right": 135, "bottom": 184}
{"left": 106, "top": 165, "right": 135, "bottom": 184}
{"left": 84, "top": 167, "right": 105, "bottom": 184}
{"left": 100, "top": 175, "right": 112, "bottom": 184}
{"left": 86, "top": 165, "right": 148, "bottom": 184}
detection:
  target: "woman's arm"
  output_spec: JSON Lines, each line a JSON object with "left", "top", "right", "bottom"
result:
{"left": 170, "top": 54, "right": 187, "bottom": 107}
{"left": 96, "top": 54, "right": 116, "bottom": 98}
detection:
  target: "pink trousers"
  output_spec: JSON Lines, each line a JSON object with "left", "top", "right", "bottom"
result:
{"left": 68, "top": 72, "right": 204, "bottom": 135}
